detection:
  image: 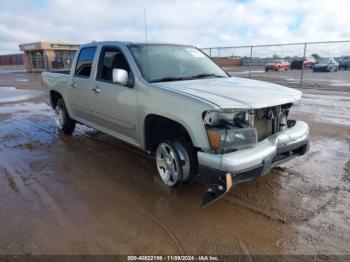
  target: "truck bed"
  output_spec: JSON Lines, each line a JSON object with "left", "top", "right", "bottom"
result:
{"left": 42, "top": 71, "right": 71, "bottom": 107}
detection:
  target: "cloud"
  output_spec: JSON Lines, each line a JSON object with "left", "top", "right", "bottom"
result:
{"left": 0, "top": 0, "right": 350, "bottom": 56}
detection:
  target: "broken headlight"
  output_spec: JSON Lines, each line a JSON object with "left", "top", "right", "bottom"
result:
{"left": 204, "top": 110, "right": 258, "bottom": 151}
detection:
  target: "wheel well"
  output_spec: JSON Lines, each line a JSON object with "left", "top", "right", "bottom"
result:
{"left": 50, "top": 91, "right": 62, "bottom": 109}
{"left": 144, "top": 114, "right": 193, "bottom": 152}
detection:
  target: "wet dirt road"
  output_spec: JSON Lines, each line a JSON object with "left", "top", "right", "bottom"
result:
{"left": 0, "top": 72, "right": 349, "bottom": 255}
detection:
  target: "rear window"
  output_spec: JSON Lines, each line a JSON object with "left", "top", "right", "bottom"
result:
{"left": 75, "top": 47, "right": 96, "bottom": 77}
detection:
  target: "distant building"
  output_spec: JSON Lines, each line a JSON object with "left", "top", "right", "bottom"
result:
{"left": 0, "top": 53, "right": 24, "bottom": 66}
{"left": 19, "top": 42, "right": 80, "bottom": 72}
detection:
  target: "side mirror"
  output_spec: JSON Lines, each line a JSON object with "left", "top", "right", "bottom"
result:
{"left": 112, "top": 69, "right": 128, "bottom": 86}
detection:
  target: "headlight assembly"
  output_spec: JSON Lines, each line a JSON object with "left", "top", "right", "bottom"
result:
{"left": 204, "top": 110, "right": 258, "bottom": 151}
{"left": 206, "top": 127, "right": 257, "bottom": 150}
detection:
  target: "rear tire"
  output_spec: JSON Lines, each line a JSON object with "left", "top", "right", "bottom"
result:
{"left": 55, "top": 98, "right": 76, "bottom": 135}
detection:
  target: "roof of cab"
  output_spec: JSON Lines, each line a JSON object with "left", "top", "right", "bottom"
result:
{"left": 79, "top": 41, "right": 194, "bottom": 48}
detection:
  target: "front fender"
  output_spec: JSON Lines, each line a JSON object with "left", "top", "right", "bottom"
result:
{"left": 137, "top": 85, "right": 217, "bottom": 149}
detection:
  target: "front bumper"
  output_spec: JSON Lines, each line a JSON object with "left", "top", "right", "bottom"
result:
{"left": 198, "top": 121, "right": 309, "bottom": 185}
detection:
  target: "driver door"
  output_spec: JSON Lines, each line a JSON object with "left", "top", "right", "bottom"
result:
{"left": 89, "top": 46, "right": 138, "bottom": 144}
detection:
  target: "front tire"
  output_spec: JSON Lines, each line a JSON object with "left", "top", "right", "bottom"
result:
{"left": 155, "top": 138, "right": 197, "bottom": 187}
{"left": 55, "top": 98, "right": 76, "bottom": 135}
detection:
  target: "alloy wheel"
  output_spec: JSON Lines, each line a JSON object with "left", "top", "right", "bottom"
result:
{"left": 156, "top": 142, "right": 182, "bottom": 187}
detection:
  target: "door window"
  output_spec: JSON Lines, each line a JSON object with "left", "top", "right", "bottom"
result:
{"left": 74, "top": 47, "right": 96, "bottom": 77}
{"left": 96, "top": 47, "right": 130, "bottom": 82}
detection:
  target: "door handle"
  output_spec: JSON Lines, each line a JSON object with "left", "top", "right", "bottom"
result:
{"left": 70, "top": 82, "right": 77, "bottom": 88}
{"left": 92, "top": 86, "right": 101, "bottom": 94}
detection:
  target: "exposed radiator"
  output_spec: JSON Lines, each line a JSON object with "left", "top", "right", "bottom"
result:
{"left": 254, "top": 108, "right": 276, "bottom": 141}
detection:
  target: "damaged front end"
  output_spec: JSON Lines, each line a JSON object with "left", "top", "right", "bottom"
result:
{"left": 200, "top": 103, "right": 308, "bottom": 207}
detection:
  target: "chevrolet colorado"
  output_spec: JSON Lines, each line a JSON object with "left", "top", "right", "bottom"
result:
{"left": 42, "top": 41, "right": 309, "bottom": 206}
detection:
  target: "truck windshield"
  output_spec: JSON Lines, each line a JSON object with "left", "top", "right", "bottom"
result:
{"left": 128, "top": 44, "right": 228, "bottom": 83}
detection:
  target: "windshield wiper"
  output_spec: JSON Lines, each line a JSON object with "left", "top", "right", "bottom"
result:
{"left": 149, "top": 73, "right": 225, "bottom": 83}
{"left": 149, "top": 76, "right": 189, "bottom": 83}
{"left": 188, "top": 73, "right": 226, "bottom": 79}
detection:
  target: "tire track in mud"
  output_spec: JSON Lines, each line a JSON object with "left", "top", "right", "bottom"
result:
{"left": 0, "top": 156, "right": 29, "bottom": 196}
{"left": 343, "top": 160, "right": 350, "bottom": 183}
{"left": 11, "top": 114, "right": 58, "bottom": 137}
{"left": 1, "top": 167, "right": 19, "bottom": 193}
{"left": 223, "top": 168, "right": 341, "bottom": 224}
{"left": 136, "top": 206, "right": 185, "bottom": 255}
{"left": 238, "top": 240, "right": 253, "bottom": 257}
{"left": 0, "top": 153, "right": 67, "bottom": 227}
{"left": 28, "top": 178, "right": 69, "bottom": 227}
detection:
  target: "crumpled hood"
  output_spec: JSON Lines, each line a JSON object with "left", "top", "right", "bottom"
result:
{"left": 153, "top": 77, "right": 302, "bottom": 109}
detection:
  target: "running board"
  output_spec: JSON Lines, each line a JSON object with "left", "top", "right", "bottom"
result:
{"left": 201, "top": 173, "right": 233, "bottom": 207}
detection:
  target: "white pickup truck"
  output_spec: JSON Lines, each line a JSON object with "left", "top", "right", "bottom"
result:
{"left": 42, "top": 41, "right": 309, "bottom": 206}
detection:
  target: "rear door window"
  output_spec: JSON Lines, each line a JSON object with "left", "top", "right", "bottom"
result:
{"left": 74, "top": 47, "right": 96, "bottom": 77}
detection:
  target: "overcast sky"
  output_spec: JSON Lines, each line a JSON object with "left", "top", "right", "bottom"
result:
{"left": 1, "top": 0, "right": 350, "bottom": 55}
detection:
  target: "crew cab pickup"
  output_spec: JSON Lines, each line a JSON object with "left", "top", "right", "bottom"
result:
{"left": 42, "top": 41, "right": 309, "bottom": 206}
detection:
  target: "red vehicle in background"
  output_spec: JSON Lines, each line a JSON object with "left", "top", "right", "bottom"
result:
{"left": 304, "top": 57, "right": 316, "bottom": 68}
{"left": 265, "top": 60, "right": 290, "bottom": 72}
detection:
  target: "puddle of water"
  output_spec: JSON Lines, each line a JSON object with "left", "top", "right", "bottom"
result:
{"left": 15, "top": 78, "right": 29, "bottom": 82}
{"left": 292, "top": 92, "right": 350, "bottom": 126}
{"left": 0, "top": 102, "right": 52, "bottom": 116}
{"left": 0, "top": 87, "right": 41, "bottom": 103}
{"left": 0, "top": 69, "right": 26, "bottom": 73}
{"left": 329, "top": 83, "right": 350, "bottom": 87}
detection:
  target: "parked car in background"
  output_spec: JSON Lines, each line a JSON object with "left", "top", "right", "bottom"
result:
{"left": 290, "top": 57, "right": 315, "bottom": 70}
{"left": 290, "top": 59, "right": 303, "bottom": 70}
{"left": 265, "top": 60, "right": 290, "bottom": 72}
{"left": 313, "top": 58, "right": 339, "bottom": 72}
{"left": 304, "top": 57, "right": 316, "bottom": 68}
{"left": 338, "top": 56, "right": 350, "bottom": 70}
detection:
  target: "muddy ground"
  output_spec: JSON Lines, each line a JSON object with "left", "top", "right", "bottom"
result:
{"left": 0, "top": 71, "right": 349, "bottom": 255}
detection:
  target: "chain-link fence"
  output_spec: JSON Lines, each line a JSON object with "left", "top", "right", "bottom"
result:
{"left": 202, "top": 40, "right": 350, "bottom": 90}
{"left": 30, "top": 56, "right": 73, "bottom": 71}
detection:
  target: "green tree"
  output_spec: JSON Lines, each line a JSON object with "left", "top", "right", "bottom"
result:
{"left": 311, "top": 53, "right": 321, "bottom": 59}
{"left": 272, "top": 54, "right": 281, "bottom": 59}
